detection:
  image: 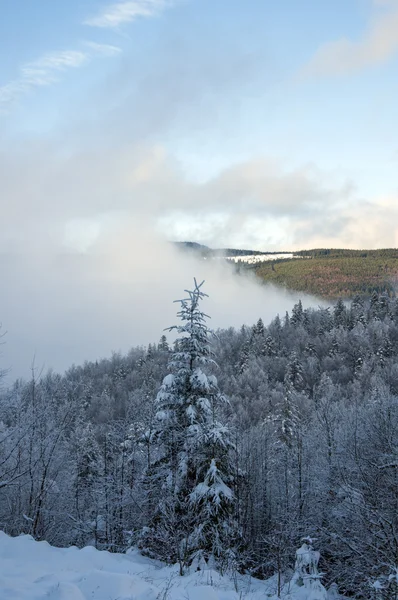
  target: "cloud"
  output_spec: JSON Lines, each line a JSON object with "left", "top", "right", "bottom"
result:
{"left": 0, "top": 43, "right": 121, "bottom": 113}
{"left": 82, "top": 42, "right": 123, "bottom": 57}
{"left": 300, "top": 1, "right": 398, "bottom": 77}
{"left": 88, "top": 32, "right": 260, "bottom": 143}
{"left": 2, "top": 0, "right": 398, "bottom": 379}
{"left": 0, "top": 50, "right": 87, "bottom": 110}
{"left": 1, "top": 132, "right": 395, "bottom": 253}
{"left": 84, "top": 0, "right": 171, "bottom": 28}
{"left": 2, "top": 127, "right": 398, "bottom": 377}
{"left": 0, "top": 218, "right": 323, "bottom": 380}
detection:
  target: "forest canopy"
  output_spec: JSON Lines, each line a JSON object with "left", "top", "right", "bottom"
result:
{"left": 1, "top": 287, "right": 398, "bottom": 598}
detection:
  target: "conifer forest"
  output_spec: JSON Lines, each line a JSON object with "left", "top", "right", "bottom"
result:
{"left": 1, "top": 282, "right": 398, "bottom": 598}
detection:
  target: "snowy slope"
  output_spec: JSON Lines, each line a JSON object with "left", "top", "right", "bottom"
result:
{"left": 0, "top": 532, "right": 331, "bottom": 600}
{"left": 219, "top": 253, "right": 295, "bottom": 265}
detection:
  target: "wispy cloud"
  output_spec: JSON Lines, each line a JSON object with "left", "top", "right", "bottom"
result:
{"left": 0, "top": 43, "right": 121, "bottom": 113}
{"left": 83, "top": 41, "right": 123, "bottom": 57}
{"left": 84, "top": 0, "right": 171, "bottom": 28}
{"left": 300, "top": 1, "right": 398, "bottom": 77}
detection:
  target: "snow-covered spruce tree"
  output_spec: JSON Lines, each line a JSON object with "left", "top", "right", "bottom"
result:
{"left": 139, "top": 279, "right": 239, "bottom": 573}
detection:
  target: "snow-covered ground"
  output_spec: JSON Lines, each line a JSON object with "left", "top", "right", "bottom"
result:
{"left": 0, "top": 531, "right": 332, "bottom": 600}
{"left": 223, "top": 253, "right": 294, "bottom": 265}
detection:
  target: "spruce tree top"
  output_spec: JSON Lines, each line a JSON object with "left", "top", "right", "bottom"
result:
{"left": 166, "top": 278, "right": 215, "bottom": 371}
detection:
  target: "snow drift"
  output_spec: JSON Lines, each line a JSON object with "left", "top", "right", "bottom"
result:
{"left": 0, "top": 531, "right": 337, "bottom": 600}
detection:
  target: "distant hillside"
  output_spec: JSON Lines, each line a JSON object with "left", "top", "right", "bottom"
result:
{"left": 173, "top": 241, "right": 211, "bottom": 254}
{"left": 253, "top": 248, "right": 398, "bottom": 299}
{"left": 174, "top": 242, "right": 398, "bottom": 300}
{"left": 212, "top": 248, "right": 289, "bottom": 257}
{"left": 173, "top": 241, "right": 292, "bottom": 258}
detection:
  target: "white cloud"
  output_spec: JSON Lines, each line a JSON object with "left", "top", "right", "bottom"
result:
{"left": 84, "top": 0, "right": 171, "bottom": 28}
{"left": 24, "top": 50, "right": 88, "bottom": 74}
{"left": 2, "top": 133, "right": 395, "bottom": 253}
{"left": 301, "top": 1, "right": 398, "bottom": 77}
{"left": 2, "top": 129, "right": 398, "bottom": 375}
{"left": 83, "top": 41, "right": 123, "bottom": 57}
{"left": 0, "top": 44, "right": 121, "bottom": 113}
{"left": 0, "top": 51, "right": 87, "bottom": 110}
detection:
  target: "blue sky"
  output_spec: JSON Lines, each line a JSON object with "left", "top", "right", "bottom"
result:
{"left": 1, "top": 0, "right": 398, "bottom": 251}
{"left": 2, "top": 0, "right": 398, "bottom": 376}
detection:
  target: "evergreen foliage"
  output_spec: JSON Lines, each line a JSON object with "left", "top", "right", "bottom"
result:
{"left": 254, "top": 251, "right": 398, "bottom": 299}
{"left": 138, "top": 280, "right": 238, "bottom": 571}
{"left": 1, "top": 290, "right": 398, "bottom": 596}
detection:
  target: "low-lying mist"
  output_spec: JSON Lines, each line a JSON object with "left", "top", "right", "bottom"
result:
{"left": 1, "top": 222, "right": 324, "bottom": 381}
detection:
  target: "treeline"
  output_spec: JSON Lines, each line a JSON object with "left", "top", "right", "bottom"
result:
{"left": 173, "top": 241, "right": 293, "bottom": 258}
{"left": 294, "top": 248, "right": 398, "bottom": 259}
{"left": 1, "top": 290, "right": 398, "bottom": 597}
{"left": 215, "top": 249, "right": 291, "bottom": 257}
{"left": 254, "top": 254, "right": 398, "bottom": 299}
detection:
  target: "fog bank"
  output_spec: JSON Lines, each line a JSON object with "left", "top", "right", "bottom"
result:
{"left": 1, "top": 225, "right": 323, "bottom": 380}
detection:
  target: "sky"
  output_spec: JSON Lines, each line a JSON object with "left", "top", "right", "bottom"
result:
{"left": 2, "top": 0, "right": 398, "bottom": 250}
{"left": 1, "top": 0, "right": 398, "bottom": 376}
